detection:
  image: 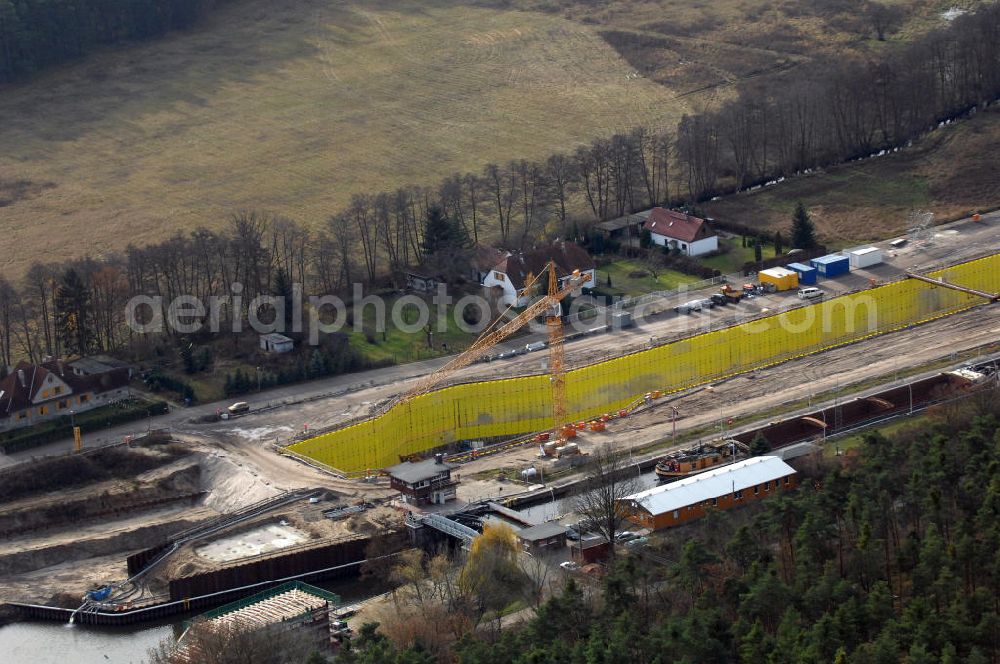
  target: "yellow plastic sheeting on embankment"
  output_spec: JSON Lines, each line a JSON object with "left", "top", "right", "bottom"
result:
{"left": 289, "top": 253, "right": 1000, "bottom": 473}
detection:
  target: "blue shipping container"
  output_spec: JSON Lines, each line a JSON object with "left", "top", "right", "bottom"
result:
{"left": 810, "top": 254, "right": 850, "bottom": 278}
{"left": 786, "top": 262, "right": 817, "bottom": 285}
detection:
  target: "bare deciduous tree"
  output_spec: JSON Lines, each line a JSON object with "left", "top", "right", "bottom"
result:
{"left": 572, "top": 444, "right": 641, "bottom": 553}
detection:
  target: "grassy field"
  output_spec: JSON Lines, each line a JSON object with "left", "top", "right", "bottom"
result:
{"left": 704, "top": 105, "right": 1000, "bottom": 245}
{"left": 347, "top": 295, "right": 479, "bottom": 365}
{"left": 698, "top": 237, "right": 773, "bottom": 274}
{"left": 599, "top": 259, "right": 699, "bottom": 297}
{"left": 502, "top": 0, "right": 962, "bottom": 103}
{"left": 0, "top": 0, "right": 686, "bottom": 276}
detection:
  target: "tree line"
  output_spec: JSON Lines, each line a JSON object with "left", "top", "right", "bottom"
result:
{"left": 1, "top": 4, "right": 998, "bottom": 368}
{"left": 0, "top": 0, "right": 216, "bottom": 82}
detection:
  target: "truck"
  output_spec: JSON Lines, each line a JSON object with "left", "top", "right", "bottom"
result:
{"left": 719, "top": 284, "right": 744, "bottom": 303}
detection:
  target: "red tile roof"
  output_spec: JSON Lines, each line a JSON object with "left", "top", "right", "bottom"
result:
{"left": 642, "top": 208, "right": 713, "bottom": 243}
{"left": 491, "top": 242, "right": 595, "bottom": 290}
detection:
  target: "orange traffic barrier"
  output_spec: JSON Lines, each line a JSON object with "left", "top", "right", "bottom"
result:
{"left": 589, "top": 421, "right": 606, "bottom": 432}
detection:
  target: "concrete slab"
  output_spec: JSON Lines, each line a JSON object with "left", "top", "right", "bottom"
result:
{"left": 194, "top": 522, "right": 310, "bottom": 563}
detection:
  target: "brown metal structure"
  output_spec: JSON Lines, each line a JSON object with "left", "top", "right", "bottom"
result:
{"left": 380, "top": 261, "right": 584, "bottom": 428}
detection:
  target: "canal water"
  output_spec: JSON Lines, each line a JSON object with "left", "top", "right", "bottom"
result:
{"left": 515, "top": 469, "right": 660, "bottom": 524}
{"left": 0, "top": 577, "right": 385, "bottom": 663}
{"left": 0, "top": 472, "right": 660, "bottom": 662}
{"left": 0, "top": 620, "right": 176, "bottom": 664}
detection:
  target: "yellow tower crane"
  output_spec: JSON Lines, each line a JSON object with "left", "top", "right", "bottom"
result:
{"left": 380, "top": 261, "right": 585, "bottom": 431}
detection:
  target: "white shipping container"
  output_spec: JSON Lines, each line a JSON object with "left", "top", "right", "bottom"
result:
{"left": 848, "top": 247, "right": 882, "bottom": 268}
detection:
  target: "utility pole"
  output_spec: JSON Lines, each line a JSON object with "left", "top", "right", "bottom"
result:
{"left": 670, "top": 406, "right": 679, "bottom": 447}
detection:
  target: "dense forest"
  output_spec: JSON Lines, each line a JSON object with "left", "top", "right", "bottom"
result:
{"left": 331, "top": 392, "right": 1000, "bottom": 663}
{"left": 0, "top": 0, "right": 217, "bottom": 81}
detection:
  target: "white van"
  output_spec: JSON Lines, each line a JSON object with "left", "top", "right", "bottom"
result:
{"left": 798, "top": 287, "right": 823, "bottom": 300}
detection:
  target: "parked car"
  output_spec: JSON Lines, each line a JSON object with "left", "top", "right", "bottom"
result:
{"left": 615, "top": 530, "right": 639, "bottom": 542}
{"left": 559, "top": 561, "right": 580, "bottom": 571}
{"left": 625, "top": 536, "right": 649, "bottom": 548}
{"left": 227, "top": 402, "right": 250, "bottom": 415}
{"left": 798, "top": 287, "right": 824, "bottom": 300}
{"left": 709, "top": 293, "right": 728, "bottom": 306}
{"left": 673, "top": 300, "right": 704, "bottom": 314}
{"left": 565, "top": 528, "right": 581, "bottom": 541}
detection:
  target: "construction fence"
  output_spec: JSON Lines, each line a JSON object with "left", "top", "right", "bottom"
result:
{"left": 288, "top": 253, "right": 1000, "bottom": 474}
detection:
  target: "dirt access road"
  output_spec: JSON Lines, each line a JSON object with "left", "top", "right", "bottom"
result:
{"left": 3, "top": 213, "right": 997, "bottom": 473}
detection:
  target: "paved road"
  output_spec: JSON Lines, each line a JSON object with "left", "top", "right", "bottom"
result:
{"left": 3, "top": 211, "right": 997, "bottom": 468}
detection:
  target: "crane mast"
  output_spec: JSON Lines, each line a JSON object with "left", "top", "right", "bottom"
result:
{"left": 380, "top": 260, "right": 583, "bottom": 429}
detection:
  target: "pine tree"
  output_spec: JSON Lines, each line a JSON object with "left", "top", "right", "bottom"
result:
{"left": 792, "top": 202, "right": 818, "bottom": 249}
{"left": 272, "top": 266, "right": 294, "bottom": 326}
{"left": 421, "top": 205, "right": 466, "bottom": 257}
{"left": 179, "top": 339, "right": 196, "bottom": 374}
{"left": 774, "top": 231, "right": 784, "bottom": 256}
{"left": 754, "top": 238, "right": 763, "bottom": 263}
{"left": 54, "top": 268, "right": 93, "bottom": 356}
{"left": 750, "top": 431, "right": 771, "bottom": 456}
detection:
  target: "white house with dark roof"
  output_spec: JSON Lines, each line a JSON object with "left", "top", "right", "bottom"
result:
{"left": 482, "top": 241, "right": 596, "bottom": 307}
{"left": 643, "top": 208, "right": 718, "bottom": 256}
{"left": 0, "top": 359, "right": 131, "bottom": 432}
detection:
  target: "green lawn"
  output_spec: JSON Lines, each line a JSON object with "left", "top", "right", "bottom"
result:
{"left": 698, "top": 238, "right": 776, "bottom": 274}
{"left": 598, "top": 260, "right": 699, "bottom": 298}
{"left": 348, "top": 295, "right": 480, "bottom": 364}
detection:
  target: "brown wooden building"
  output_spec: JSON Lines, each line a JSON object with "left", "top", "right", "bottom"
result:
{"left": 517, "top": 522, "right": 568, "bottom": 557}
{"left": 621, "top": 456, "right": 797, "bottom": 531}
{"left": 385, "top": 455, "right": 459, "bottom": 506}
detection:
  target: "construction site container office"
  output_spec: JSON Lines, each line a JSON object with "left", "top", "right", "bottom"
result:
{"left": 847, "top": 247, "right": 883, "bottom": 269}
{"left": 786, "top": 262, "right": 817, "bottom": 285}
{"left": 758, "top": 267, "right": 799, "bottom": 292}
{"left": 810, "top": 254, "right": 851, "bottom": 278}
{"left": 621, "top": 456, "right": 798, "bottom": 531}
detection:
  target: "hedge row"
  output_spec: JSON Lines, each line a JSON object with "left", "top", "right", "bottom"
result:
{"left": 0, "top": 400, "right": 169, "bottom": 454}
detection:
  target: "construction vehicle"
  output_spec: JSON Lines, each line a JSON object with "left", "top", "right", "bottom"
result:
{"left": 719, "top": 284, "right": 744, "bottom": 303}
{"left": 383, "top": 261, "right": 587, "bottom": 447}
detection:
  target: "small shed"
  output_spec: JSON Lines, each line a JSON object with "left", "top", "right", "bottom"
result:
{"left": 847, "top": 246, "right": 882, "bottom": 269}
{"left": 571, "top": 535, "right": 612, "bottom": 564}
{"left": 260, "top": 333, "right": 294, "bottom": 354}
{"left": 758, "top": 267, "right": 799, "bottom": 291}
{"left": 405, "top": 271, "right": 441, "bottom": 293}
{"left": 810, "top": 254, "right": 850, "bottom": 278}
{"left": 786, "top": 262, "right": 817, "bottom": 285}
{"left": 517, "top": 522, "right": 568, "bottom": 556}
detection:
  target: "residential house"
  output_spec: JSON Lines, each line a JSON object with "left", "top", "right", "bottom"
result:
{"left": 621, "top": 456, "right": 797, "bottom": 531}
{"left": 482, "top": 241, "right": 597, "bottom": 307}
{"left": 470, "top": 245, "right": 506, "bottom": 284}
{"left": 386, "top": 455, "right": 460, "bottom": 505}
{"left": 642, "top": 208, "right": 718, "bottom": 256}
{"left": 0, "top": 359, "right": 132, "bottom": 433}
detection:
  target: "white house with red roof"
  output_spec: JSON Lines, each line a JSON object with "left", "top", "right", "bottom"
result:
{"left": 643, "top": 208, "right": 718, "bottom": 256}
{"left": 482, "top": 241, "right": 596, "bottom": 307}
